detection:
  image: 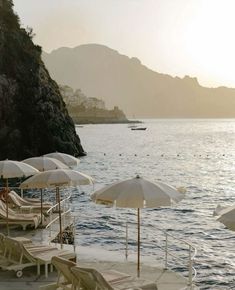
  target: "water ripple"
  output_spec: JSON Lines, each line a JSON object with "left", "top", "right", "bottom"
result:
{"left": 73, "top": 120, "right": 235, "bottom": 289}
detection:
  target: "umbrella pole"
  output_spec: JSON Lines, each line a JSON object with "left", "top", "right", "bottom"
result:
{"left": 56, "top": 187, "right": 63, "bottom": 249}
{"left": 40, "top": 189, "right": 43, "bottom": 226}
{"left": 6, "top": 179, "right": 9, "bottom": 236}
{"left": 137, "top": 208, "right": 140, "bottom": 277}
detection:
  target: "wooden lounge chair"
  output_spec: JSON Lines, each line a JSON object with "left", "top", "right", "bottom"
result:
{"left": 71, "top": 266, "right": 113, "bottom": 290}
{"left": 39, "top": 256, "right": 130, "bottom": 290}
{"left": 51, "top": 256, "right": 77, "bottom": 290}
{"left": 39, "top": 256, "right": 76, "bottom": 290}
{"left": 0, "top": 236, "right": 76, "bottom": 278}
{"left": 71, "top": 266, "right": 158, "bottom": 290}
{"left": 0, "top": 233, "right": 5, "bottom": 255}
{"left": 7, "top": 190, "right": 52, "bottom": 213}
{"left": 22, "top": 238, "right": 76, "bottom": 278}
{"left": 0, "top": 200, "right": 40, "bottom": 230}
{"left": 39, "top": 256, "right": 78, "bottom": 290}
{"left": 0, "top": 233, "right": 7, "bottom": 262}
{"left": 0, "top": 236, "right": 38, "bottom": 277}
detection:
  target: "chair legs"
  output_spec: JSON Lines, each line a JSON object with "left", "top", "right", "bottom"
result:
{"left": 37, "top": 262, "right": 41, "bottom": 276}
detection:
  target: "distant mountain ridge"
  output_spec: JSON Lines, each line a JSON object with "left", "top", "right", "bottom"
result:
{"left": 42, "top": 44, "right": 235, "bottom": 118}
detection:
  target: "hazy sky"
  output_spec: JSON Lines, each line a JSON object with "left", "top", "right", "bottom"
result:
{"left": 13, "top": 0, "right": 235, "bottom": 88}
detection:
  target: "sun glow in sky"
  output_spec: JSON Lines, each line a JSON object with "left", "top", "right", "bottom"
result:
{"left": 13, "top": 0, "right": 235, "bottom": 88}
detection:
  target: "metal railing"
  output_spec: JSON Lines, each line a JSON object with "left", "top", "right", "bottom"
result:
{"left": 163, "top": 231, "right": 197, "bottom": 288}
{"left": 46, "top": 191, "right": 72, "bottom": 238}
{"left": 2, "top": 186, "right": 196, "bottom": 286}
{"left": 125, "top": 222, "right": 197, "bottom": 288}
{"left": 0, "top": 186, "right": 74, "bottom": 241}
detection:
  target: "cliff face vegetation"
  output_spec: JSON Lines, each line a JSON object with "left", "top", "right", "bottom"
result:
{"left": 0, "top": 0, "right": 86, "bottom": 160}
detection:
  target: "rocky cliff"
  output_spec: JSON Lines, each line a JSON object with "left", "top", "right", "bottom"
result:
{"left": 0, "top": 0, "right": 86, "bottom": 160}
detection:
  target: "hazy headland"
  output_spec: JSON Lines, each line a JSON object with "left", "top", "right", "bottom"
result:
{"left": 43, "top": 44, "right": 235, "bottom": 119}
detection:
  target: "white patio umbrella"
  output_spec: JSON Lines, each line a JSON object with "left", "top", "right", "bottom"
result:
{"left": 44, "top": 152, "right": 80, "bottom": 168}
{"left": 22, "top": 157, "right": 69, "bottom": 224}
{"left": 216, "top": 204, "right": 235, "bottom": 231}
{"left": 20, "top": 169, "right": 93, "bottom": 246}
{"left": 0, "top": 160, "right": 39, "bottom": 235}
{"left": 91, "top": 175, "right": 184, "bottom": 277}
{"left": 23, "top": 157, "right": 69, "bottom": 171}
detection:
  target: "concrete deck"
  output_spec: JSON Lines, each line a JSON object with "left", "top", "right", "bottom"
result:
{"left": 0, "top": 266, "right": 57, "bottom": 290}
{"left": 78, "top": 260, "right": 192, "bottom": 290}
{"left": 0, "top": 259, "right": 197, "bottom": 290}
{"left": 0, "top": 220, "right": 198, "bottom": 290}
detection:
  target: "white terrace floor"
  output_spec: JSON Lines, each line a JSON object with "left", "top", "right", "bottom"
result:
{"left": 0, "top": 223, "right": 199, "bottom": 290}
{"left": 0, "top": 260, "right": 196, "bottom": 290}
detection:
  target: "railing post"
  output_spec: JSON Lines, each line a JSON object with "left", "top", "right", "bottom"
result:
{"left": 49, "top": 211, "right": 52, "bottom": 237}
{"left": 188, "top": 245, "right": 193, "bottom": 288}
{"left": 63, "top": 201, "right": 65, "bottom": 229}
{"left": 165, "top": 233, "right": 168, "bottom": 269}
{"left": 125, "top": 222, "right": 128, "bottom": 260}
{"left": 73, "top": 216, "right": 76, "bottom": 253}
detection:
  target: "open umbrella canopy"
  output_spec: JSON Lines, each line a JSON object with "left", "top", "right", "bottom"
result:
{"left": 19, "top": 168, "right": 93, "bottom": 247}
{"left": 44, "top": 152, "right": 80, "bottom": 168}
{"left": 91, "top": 175, "right": 184, "bottom": 208}
{"left": 22, "top": 156, "right": 69, "bottom": 171}
{"left": 20, "top": 169, "right": 93, "bottom": 189}
{"left": 22, "top": 157, "right": 69, "bottom": 225}
{"left": 216, "top": 204, "right": 235, "bottom": 231}
{"left": 0, "top": 160, "right": 39, "bottom": 178}
{"left": 91, "top": 175, "right": 184, "bottom": 277}
{"left": 0, "top": 160, "right": 39, "bottom": 235}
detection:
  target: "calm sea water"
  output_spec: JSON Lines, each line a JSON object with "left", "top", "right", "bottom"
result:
{"left": 72, "top": 119, "right": 235, "bottom": 289}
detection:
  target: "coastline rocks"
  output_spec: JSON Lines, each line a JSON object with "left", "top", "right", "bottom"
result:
{"left": 0, "top": 0, "right": 86, "bottom": 159}
{"left": 68, "top": 105, "right": 129, "bottom": 124}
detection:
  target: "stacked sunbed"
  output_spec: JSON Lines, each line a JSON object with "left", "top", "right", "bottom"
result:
{"left": 0, "top": 200, "right": 41, "bottom": 230}
{"left": 7, "top": 190, "right": 52, "bottom": 213}
{"left": 0, "top": 191, "right": 53, "bottom": 230}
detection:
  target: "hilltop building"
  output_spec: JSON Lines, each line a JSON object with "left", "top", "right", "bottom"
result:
{"left": 59, "top": 85, "right": 133, "bottom": 124}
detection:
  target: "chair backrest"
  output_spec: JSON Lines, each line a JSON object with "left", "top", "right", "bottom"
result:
{"left": 71, "top": 266, "right": 114, "bottom": 290}
{"left": 8, "top": 191, "right": 22, "bottom": 207}
{"left": 52, "top": 256, "right": 76, "bottom": 286}
{"left": 20, "top": 241, "right": 40, "bottom": 263}
{"left": 0, "top": 204, "right": 7, "bottom": 219}
{"left": 10, "top": 191, "right": 52, "bottom": 207}
{"left": 0, "top": 199, "right": 18, "bottom": 216}
{"left": 9, "top": 191, "right": 33, "bottom": 206}
{"left": 0, "top": 199, "right": 6, "bottom": 211}
{"left": 0, "top": 200, "right": 15, "bottom": 218}
{"left": 4, "top": 237, "right": 26, "bottom": 264}
{"left": 0, "top": 233, "right": 5, "bottom": 255}
{"left": 0, "top": 188, "right": 7, "bottom": 201}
